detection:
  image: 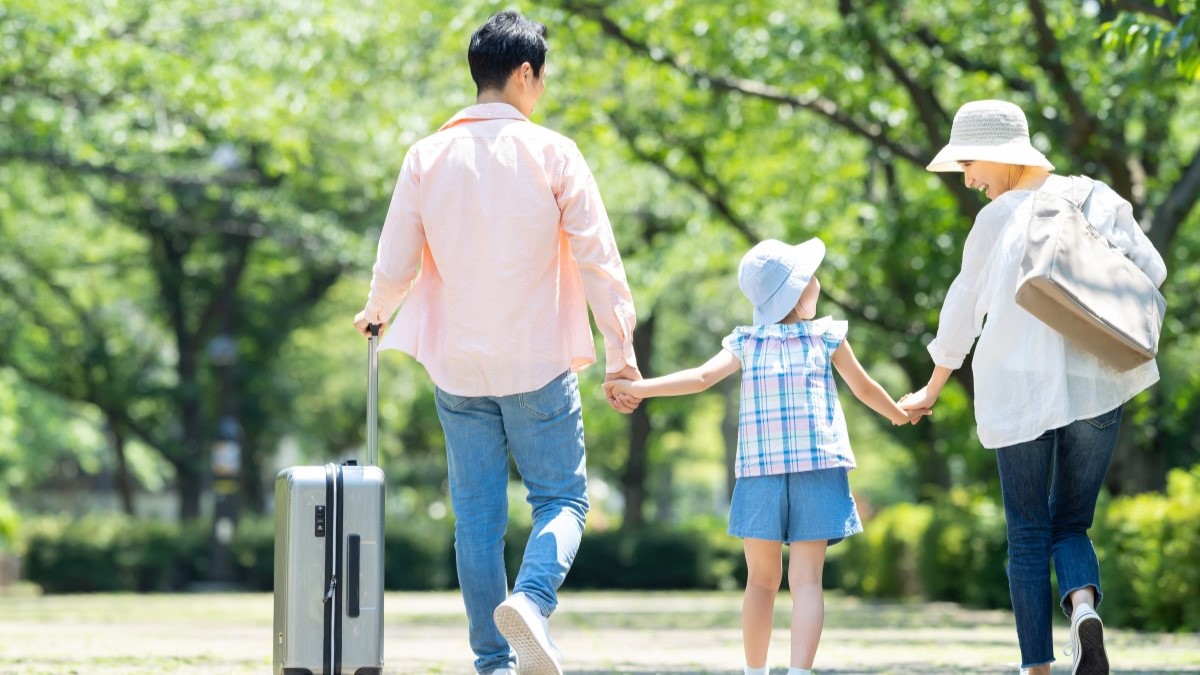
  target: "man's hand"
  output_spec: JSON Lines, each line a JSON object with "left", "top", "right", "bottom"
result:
{"left": 604, "top": 365, "right": 642, "bottom": 414}
{"left": 353, "top": 311, "right": 387, "bottom": 338}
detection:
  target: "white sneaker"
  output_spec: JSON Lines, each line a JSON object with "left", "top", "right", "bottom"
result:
{"left": 486, "top": 669, "right": 517, "bottom": 675}
{"left": 1069, "top": 604, "right": 1109, "bottom": 675}
{"left": 493, "top": 592, "right": 563, "bottom": 675}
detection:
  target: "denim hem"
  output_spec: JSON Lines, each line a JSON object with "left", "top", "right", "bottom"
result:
{"left": 1058, "top": 583, "right": 1103, "bottom": 618}
{"left": 1021, "top": 657, "right": 1055, "bottom": 668}
{"left": 728, "top": 528, "right": 859, "bottom": 543}
{"left": 478, "top": 658, "right": 517, "bottom": 674}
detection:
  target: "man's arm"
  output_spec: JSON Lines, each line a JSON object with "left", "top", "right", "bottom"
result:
{"left": 354, "top": 151, "right": 426, "bottom": 336}
{"left": 556, "top": 146, "right": 639, "bottom": 376}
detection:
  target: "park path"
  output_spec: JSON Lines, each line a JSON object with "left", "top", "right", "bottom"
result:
{"left": 1, "top": 590, "right": 1198, "bottom": 673}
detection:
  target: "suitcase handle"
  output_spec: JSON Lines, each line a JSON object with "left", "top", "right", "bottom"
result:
{"left": 366, "top": 324, "right": 380, "bottom": 466}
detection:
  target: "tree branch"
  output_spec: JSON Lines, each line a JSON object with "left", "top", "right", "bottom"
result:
{"left": 1100, "top": 0, "right": 1183, "bottom": 23}
{"left": 1146, "top": 144, "right": 1200, "bottom": 252}
{"left": 606, "top": 112, "right": 761, "bottom": 246}
{"left": 1027, "top": 0, "right": 1096, "bottom": 154}
{"left": 912, "top": 26, "right": 1036, "bottom": 94}
{"left": 834, "top": 1, "right": 984, "bottom": 219}
{"left": 559, "top": 0, "right": 927, "bottom": 167}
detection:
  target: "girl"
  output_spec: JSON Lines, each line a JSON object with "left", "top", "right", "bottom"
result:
{"left": 607, "top": 237, "right": 920, "bottom": 675}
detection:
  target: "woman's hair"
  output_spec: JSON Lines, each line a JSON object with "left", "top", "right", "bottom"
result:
{"left": 468, "top": 11, "right": 548, "bottom": 95}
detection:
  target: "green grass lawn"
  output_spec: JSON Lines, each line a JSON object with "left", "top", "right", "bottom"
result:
{"left": 1, "top": 590, "right": 1198, "bottom": 674}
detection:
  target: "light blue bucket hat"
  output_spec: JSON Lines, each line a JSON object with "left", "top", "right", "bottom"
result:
{"left": 738, "top": 238, "right": 826, "bottom": 325}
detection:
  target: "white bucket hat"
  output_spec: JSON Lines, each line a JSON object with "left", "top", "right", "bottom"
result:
{"left": 927, "top": 100, "right": 1054, "bottom": 172}
{"left": 738, "top": 238, "right": 826, "bottom": 325}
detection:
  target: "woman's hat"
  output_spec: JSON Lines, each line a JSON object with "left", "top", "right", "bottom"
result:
{"left": 927, "top": 100, "right": 1054, "bottom": 172}
{"left": 738, "top": 238, "right": 825, "bottom": 325}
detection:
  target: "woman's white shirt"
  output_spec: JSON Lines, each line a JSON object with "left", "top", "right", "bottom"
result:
{"left": 927, "top": 175, "right": 1167, "bottom": 449}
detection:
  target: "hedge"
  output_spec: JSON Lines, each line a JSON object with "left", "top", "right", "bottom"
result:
{"left": 16, "top": 464, "right": 1200, "bottom": 631}
{"left": 829, "top": 464, "right": 1200, "bottom": 631}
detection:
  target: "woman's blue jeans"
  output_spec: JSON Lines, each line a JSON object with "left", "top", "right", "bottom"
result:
{"left": 994, "top": 406, "right": 1121, "bottom": 668}
{"left": 433, "top": 371, "right": 589, "bottom": 674}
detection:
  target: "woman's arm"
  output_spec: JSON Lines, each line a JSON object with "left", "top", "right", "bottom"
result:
{"left": 607, "top": 349, "right": 741, "bottom": 400}
{"left": 830, "top": 339, "right": 911, "bottom": 425}
{"left": 899, "top": 364, "right": 955, "bottom": 414}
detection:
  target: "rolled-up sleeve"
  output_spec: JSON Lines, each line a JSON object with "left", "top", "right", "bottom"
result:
{"left": 363, "top": 150, "right": 425, "bottom": 325}
{"left": 556, "top": 146, "right": 638, "bottom": 373}
{"left": 927, "top": 211, "right": 1004, "bottom": 370}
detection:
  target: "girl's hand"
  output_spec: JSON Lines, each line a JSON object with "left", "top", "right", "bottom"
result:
{"left": 616, "top": 393, "right": 641, "bottom": 409}
{"left": 603, "top": 379, "right": 642, "bottom": 413}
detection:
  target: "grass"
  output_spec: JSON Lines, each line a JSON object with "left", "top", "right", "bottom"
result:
{"left": 1, "top": 589, "right": 1198, "bottom": 673}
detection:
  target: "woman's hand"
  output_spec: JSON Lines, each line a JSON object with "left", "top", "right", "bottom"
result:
{"left": 899, "top": 386, "right": 939, "bottom": 425}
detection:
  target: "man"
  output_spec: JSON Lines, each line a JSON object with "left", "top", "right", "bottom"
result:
{"left": 353, "top": 10, "right": 641, "bottom": 675}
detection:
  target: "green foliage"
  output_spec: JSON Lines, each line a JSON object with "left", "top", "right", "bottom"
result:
{"left": 1093, "top": 464, "right": 1200, "bottom": 631}
{"left": 565, "top": 526, "right": 717, "bottom": 590}
{"left": 917, "top": 488, "right": 1009, "bottom": 609}
{"left": 21, "top": 515, "right": 209, "bottom": 593}
{"left": 1100, "top": 2, "right": 1200, "bottom": 80}
{"left": 0, "top": 498, "right": 19, "bottom": 552}
{"left": 833, "top": 466, "right": 1200, "bottom": 631}
{"left": 383, "top": 520, "right": 457, "bottom": 592}
{"left": 835, "top": 502, "right": 931, "bottom": 598}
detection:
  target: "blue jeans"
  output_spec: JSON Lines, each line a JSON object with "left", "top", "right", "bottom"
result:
{"left": 994, "top": 406, "right": 1121, "bottom": 668}
{"left": 433, "top": 371, "right": 589, "bottom": 674}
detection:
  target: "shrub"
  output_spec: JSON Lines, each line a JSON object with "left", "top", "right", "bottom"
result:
{"left": 384, "top": 520, "right": 456, "bottom": 591}
{"left": 1093, "top": 465, "right": 1200, "bottom": 631}
{"left": 836, "top": 501, "right": 932, "bottom": 598}
{"left": 918, "top": 488, "right": 1009, "bottom": 609}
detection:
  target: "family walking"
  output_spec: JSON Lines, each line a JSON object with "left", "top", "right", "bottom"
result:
{"left": 353, "top": 9, "right": 1166, "bottom": 675}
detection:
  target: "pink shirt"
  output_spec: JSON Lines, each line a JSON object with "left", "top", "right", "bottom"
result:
{"left": 362, "top": 103, "right": 638, "bottom": 396}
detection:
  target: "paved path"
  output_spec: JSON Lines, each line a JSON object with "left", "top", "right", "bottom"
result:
{"left": 1, "top": 590, "right": 1198, "bottom": 673}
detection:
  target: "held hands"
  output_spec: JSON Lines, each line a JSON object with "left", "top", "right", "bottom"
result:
{"left": 603, "top": 371, "right": 642, "bottom": 414}
{"left": 897, "top": 386, "right": 938, "bottom": 426}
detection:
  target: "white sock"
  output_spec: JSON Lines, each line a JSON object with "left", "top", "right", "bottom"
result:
{"left": 1073, "top": 601, "right": 1093, "bottom": 619}
{"left": 787, "top": 669, "right": 812, "bottom": 675}
{"left": 744, "top": 666, "right": 768, "bottom": 675}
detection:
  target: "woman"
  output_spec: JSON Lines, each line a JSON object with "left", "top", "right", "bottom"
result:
{"left": 900, "top": 100, "right": 1167, "bottom": 675}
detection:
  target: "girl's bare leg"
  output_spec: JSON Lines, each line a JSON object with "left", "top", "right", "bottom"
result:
{"left": 787, "top": 540, "right": 827, "bottom": 670}
{"left": 743, "top": 538, "right": 784, "bottom": 668}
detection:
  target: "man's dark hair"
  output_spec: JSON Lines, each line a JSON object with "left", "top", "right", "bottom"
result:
{"left": 468, "top": 10, "right": 547, "bottom": 94}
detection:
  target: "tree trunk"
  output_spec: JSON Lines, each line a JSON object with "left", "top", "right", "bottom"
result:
{"left": 622, "top": 313, "right": 655, "bottom": 530}
{"left": 105, "top": 414, "right": 136, "bottom": 516}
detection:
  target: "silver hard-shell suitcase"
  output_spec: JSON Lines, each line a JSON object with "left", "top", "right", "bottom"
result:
{"left": 273, "top": 325, "right": 385, "bottom": 675}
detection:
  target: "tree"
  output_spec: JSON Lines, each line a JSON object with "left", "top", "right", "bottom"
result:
{"left": 0, "top": 0, "right": 462, "bottom": 518}
{"left": 543, "top": 0, "right": 1200, "bottom": 497}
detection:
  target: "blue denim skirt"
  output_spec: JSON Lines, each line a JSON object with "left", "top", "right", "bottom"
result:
{"left": 727, "top": 468, "right": 863, "bottom": 545}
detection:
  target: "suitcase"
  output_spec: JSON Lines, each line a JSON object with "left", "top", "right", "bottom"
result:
{"left": 273, "top": 325, "right": 386, "bottom": 675}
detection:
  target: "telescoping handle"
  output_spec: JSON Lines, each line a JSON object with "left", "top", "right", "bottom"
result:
{"left": 366, "top": 324, "right": 380, "bottom": 467}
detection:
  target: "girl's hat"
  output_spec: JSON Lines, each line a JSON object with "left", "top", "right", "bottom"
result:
{"left": 738, "top": 238, "right": 826, "bottom": 325}
{"left": 926, "top": 100, "right": 1054, "bottom": 172}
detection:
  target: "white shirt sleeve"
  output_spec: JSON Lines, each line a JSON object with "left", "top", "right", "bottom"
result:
{"left": 926, "top": 202, "right": 1012, "bottom": 370}
{"left": 1085, "top": 182, "right": 1168, "bottom": 287}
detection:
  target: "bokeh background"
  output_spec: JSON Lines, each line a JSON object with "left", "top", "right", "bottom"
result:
{"left": 1, "top": 0, "right": 1198, "bottom": 634}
